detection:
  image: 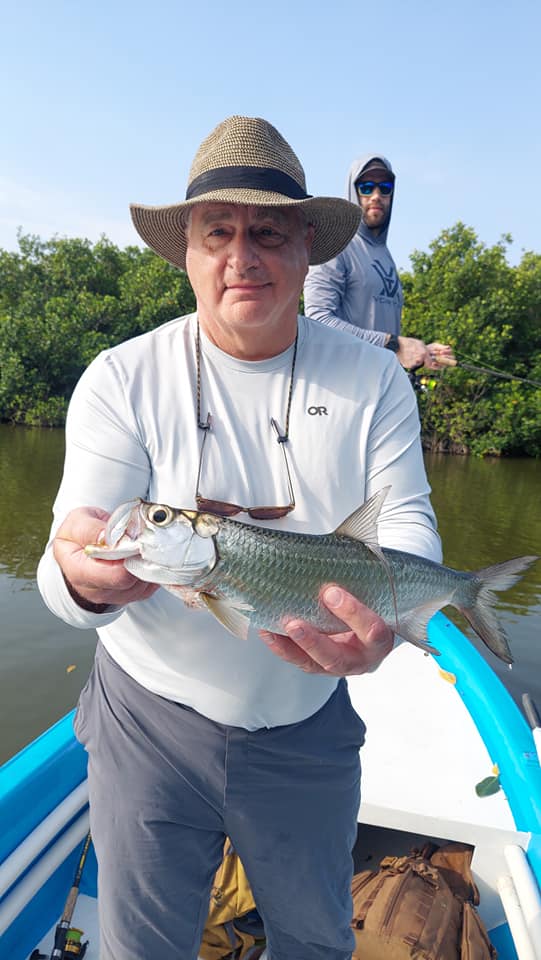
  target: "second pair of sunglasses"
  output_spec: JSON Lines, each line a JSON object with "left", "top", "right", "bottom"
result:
{"left": 356, "top": 180, "right": 394, "bottom": 196}
{"left": 196, "top": 416, "right": 295, "bottom": 520}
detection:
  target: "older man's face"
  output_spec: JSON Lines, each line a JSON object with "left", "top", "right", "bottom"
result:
{"left": 185, "top": 203, "right": 314, "bottom": 357}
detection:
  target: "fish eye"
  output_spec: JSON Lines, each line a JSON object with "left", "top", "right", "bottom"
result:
{"left": 148, "top": 504, "right": 175, "bottom": 526}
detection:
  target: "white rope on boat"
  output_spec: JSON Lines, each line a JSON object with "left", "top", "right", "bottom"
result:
{"left": 498, "top": 873, "right": 538, "bottom": 960}
{"left": 0, "top": 809, "right": 89, "bottom": 936}
{"left": 504, "top": 845, "right": 541, "bottom": 960}
{"left": 0, "top": 779, "right": 89, "bottom": 899}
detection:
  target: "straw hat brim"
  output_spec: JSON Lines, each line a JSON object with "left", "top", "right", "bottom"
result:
{"left": 130, "top": 190, "right": 361, "bottom": 269}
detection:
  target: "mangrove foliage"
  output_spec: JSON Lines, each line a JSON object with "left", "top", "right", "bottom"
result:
{"left": 1, "top": 224, "right": 540, "bottom": 456}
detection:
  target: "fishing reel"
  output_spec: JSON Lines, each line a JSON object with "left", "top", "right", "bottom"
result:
{"left": 407, "top": 365, "right": 438, "bottom": 394}
{"left": 407, "top": 369, "right": 426, "bottom": 393}
{"left": 29, "top": 927, "right": 88, "bottom": 960}
{"left": 61, "top": 928, "right": 88, "bottom": 957}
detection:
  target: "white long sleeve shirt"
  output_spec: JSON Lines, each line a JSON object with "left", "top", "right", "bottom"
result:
{"left": 37, "top": 313, "right": 441, "bottom": 729}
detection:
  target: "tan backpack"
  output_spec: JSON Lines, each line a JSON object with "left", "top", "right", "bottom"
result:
{"left": 199, "top": 839, "right": 497, "bottom": 960}
{"left": 198, "top": 841, "right": 266, "bottom": 960}
{"left": 351, "top": 842, "right": 497, "bottom": 960}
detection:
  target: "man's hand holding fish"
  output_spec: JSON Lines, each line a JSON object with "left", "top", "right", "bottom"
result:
{"left": 54, "top": 506, "right": 160, "bottom": 611}
{"left": 261, "top": 585, "right": 395, "bottom": 675}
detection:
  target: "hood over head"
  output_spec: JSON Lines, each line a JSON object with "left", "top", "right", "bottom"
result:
{"left": 346, "top": 153, "right": 395, "bottom": 243}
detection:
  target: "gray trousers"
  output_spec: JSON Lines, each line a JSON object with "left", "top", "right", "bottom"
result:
{"left": 74, "top": 641, "right": 366, "bottom": 960}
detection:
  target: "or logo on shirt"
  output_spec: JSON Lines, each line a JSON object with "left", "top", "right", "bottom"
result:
{"left": 372, "top": 259, "right": 400, "bottom": 299}
{"left": 308, "top": 405, "right": 328, "bottom": 416}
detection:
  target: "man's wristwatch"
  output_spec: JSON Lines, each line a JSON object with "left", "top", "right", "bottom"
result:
{"left": 385, "top": 334, "right": 400, "bottom": 353}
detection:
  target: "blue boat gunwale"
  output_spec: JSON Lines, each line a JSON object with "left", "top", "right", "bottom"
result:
{"left": 427, "top": 612, "right": 541, "bottom": 883}
{"left": 0, "top": 710, "right": 87, "bottom": 864}
{"left": 0, "top": 712, "right": 94, "bottom": 960}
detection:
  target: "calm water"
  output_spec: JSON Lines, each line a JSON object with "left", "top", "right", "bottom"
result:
{"left": 1, "top": 424, "right": 540, "bottom": 764}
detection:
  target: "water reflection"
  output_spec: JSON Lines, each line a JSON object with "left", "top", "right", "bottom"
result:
{"left": 0, "top": 425, "right": 98, "bottom": 762}
{"left": 0, "top": 425, "right": 66, "bottom": 578}
{"left": 424, "top": 451, "right": 541, "bottom": 705}
{"left": 425, "top": 453, "right": 540, "bottom": 611}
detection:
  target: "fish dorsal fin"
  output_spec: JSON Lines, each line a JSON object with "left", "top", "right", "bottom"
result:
{"left": 201, "top": 594, "right": 254, "bottom": 640}
{"left": 336, "top": 486, "right": 400, "bottom": 633}
{"left": 335, "top": 487, "right": 390, "bottom": 547}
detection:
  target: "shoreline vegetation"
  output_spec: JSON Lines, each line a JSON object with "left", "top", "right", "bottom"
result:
{"left": 1, "top": 223, "right": 540, "bottom": 457}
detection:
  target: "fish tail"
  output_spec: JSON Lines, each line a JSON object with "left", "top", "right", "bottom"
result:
{"left": 458, "top": 555, "right": 539, "bottom": 664}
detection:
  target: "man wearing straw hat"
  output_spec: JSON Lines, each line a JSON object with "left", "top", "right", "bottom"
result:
{"left": 38, "top": 116, "right": 441, "bottom": 959}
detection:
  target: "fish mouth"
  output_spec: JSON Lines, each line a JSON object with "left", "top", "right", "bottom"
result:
{"left": 105, "top": 499, "right": 144, "bottom": 545}
{"left": 84, "top": 499, "right": 143, "bottom": 560}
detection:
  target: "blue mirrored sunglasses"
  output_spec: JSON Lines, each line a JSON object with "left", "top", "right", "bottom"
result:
{"left": 356, "top": 180, "right": 394, "bottom": 197}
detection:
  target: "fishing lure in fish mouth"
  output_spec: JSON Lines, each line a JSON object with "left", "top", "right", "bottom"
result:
{"left": 85, "top": 490, "right": 539, "bottom": 664}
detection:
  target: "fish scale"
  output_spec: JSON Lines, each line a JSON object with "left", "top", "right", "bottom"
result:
{"left": 196, "top": 519, "right": 475, "bottom": 635}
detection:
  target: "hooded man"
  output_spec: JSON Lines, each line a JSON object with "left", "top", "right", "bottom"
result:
{"left": 304, "top": 153, "right": 454, "bottom": 371}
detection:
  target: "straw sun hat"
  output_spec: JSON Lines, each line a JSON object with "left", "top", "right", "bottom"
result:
{"left": 130, "top": 115, "right": 361, "bottom": 270}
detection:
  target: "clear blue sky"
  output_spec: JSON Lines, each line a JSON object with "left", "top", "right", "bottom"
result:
{"left": 2, "top": 0, "right": 540, "bottom": 271}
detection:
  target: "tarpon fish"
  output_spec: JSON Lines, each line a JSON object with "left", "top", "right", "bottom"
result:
{"left": 85, "top": 489, "right": 539, "bottom": 664}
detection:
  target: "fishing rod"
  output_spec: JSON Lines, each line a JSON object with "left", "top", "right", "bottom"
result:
{"left": 454, "top": 356, "right": 541, "bottom": 388}
{"left": 408, "top": 353, "right": 541, "bottom": 392}
{"left": 30, "top": 831, "right": 91, "bottom": 960}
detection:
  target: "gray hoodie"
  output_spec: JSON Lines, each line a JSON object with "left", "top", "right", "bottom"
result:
{"left": 303, "top": 153, "right": 403, "bottom": 346}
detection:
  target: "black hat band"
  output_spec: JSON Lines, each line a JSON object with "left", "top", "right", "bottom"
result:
{"left": 186, "top": 166, "right": 311, "bottom": 201}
